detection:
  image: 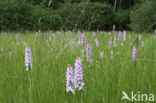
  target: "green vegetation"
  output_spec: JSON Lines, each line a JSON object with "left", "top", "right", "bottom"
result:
{"left": 129, "top": 0, "right": 156, "bottom": 31}
{"left": 0, "top": 31, "right": 156, "bottom": 102}
{"left": 1, "top": 0, "right": 155, "bottom": 31}
{"left": 0, "top": 0, "right": 156, "bottom": 102}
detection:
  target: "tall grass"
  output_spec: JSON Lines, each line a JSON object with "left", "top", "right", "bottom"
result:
{"left": 0, "top": 31, "right": 155, "bottom": 103}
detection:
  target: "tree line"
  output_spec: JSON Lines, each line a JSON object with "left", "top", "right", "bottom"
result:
{"left": 0, "top": 0, "right": 155, "bottom": 31}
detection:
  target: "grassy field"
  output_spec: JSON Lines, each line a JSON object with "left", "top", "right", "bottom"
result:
{"left": 0, "top": 31, "right": 156, "bottom": 103}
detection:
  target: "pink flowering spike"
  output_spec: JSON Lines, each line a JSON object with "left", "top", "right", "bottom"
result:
{"left": 74, "top": 57, "right": 85, "bottom": 90}
{"left": 154, "top": 29, "right": 156, "bottom": 38}
{"left": 109, "top": 37, "right": 112, "bottom": 48}
{"left": 55, "top": 56, "right": 58, "bottom": 60}
{"left": 81, "top": 34, "right": 86, "bottom": 45}
{"left": 118, "top": 31, "right": 122, "bottom": 40}
{"left": 123, "top": 30, "right": 126, "bottom": 41}
{"left": 9, "top": 51, "right": 12, "bottom": 57}
{"left": 95, "top": 38, "right": 99, "bottom": 46}
{"left": 25, "top": 46, "right": 32, "bottom": 71}
{"left": 86, "top": 43, "right": 93, "bottom": 66}
{"left": 132, "top": 46, "right": 138, "bottom": 61}
{"left": 113, "top": 35, "right": 117, "bottom": 47}
{"left": 92, "top": 33, "right": 96, "bottom": 38}
{"left": 111, "top": 50, "right": 114, "bottom": 60}
{"left": 66, "top": 64, "right": 75, "bottom": 94}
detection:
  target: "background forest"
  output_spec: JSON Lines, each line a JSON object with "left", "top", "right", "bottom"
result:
{"left": 0, "top": 0, "right": 156, "bottom": 31}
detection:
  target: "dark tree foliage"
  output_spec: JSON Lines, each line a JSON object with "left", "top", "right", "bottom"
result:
{"left": 90, "top": 0, "right": 138, "bottom": 10}
{"left": 59, "top": 2, "right": 114, "bottom": 30}
{"left": 129, "top": 0, "right": 156, "bottom": 31}
{"left": 0, "top": 0, "right": 153, "bottom": 31}
{"left": 115, "top": 9, "right": 130, "bottom": 30}
{"left": 0, "top": 0, "right": 32, "bottom": 30}
{"left": 27, "top": 0, "right": 42, "bottom": 5}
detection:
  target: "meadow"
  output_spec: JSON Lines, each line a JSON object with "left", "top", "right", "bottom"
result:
{"left": 0, "top": 31, "right": 156, "bottom": 103}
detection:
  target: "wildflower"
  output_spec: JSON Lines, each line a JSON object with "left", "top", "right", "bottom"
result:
{"left": 123, "top": 30, "right": 126, "bottom": 41}
{"left": 92, "top": 33, "right": 96, "bottom": 38}
{"left": 154, "top": 29, "right": 156, "bottom": 38}
{"left": 86, "top": 43, "right": 93, "bottom": 65}
{"left": 81, "top": 34, "right": 86, "bottom": 45}
{"left": 118, "top": 31, "right": 122, "bottom": 40}
{"left": 9, "top": 51, "right": 12, "bottom": 57}
{"left": 55, "top": 56, "right": 58, "bottom": 60}
{"left": 132, "top": 46, "right": 138, "bottom": 61}
{"left": 111, "top": 50, "right": 114, "bottom": 60}
{"left": 74, "top": 57, "right": 85, "bottom": 90}
{"left": 113, "top": 35, "right": 117, "bottom": 47}
{"left": 25, "top": 46, "right": 32, "bottom": 71}
{"left": 66, "top": 64, "right": 75, "bottom": 94}
{"left": 109, "top": 37, "right": 112, "bottom": 48}
{"left": 95, "top": 38, "right": 99, "bottom": 46}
